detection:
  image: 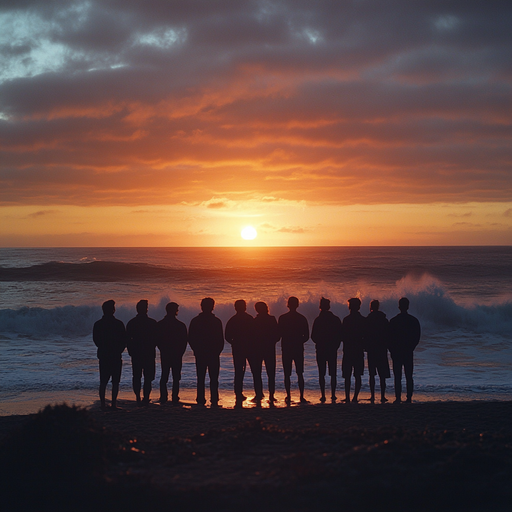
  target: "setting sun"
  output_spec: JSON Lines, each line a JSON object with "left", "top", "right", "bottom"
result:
{"left": 241, "top": 226, "right": 257, "bottom": 240}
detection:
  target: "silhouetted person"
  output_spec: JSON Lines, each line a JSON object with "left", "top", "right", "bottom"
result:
{"left": 365, "top": 299, "right": 390, "bottom": 403}
{"left": 278, "top": 296, "right": 309, "bottom": 404}
{"left": 126, "top": 300, "right": 158, "bottom": 405}
{"left": 157, "top": 302, "right": 188, "bottom": 404}
{"left": 341, "top": 297, "right": 365, "bottom": 403}
{"left": 250, "top": 301, "right": 280, "bottom": 403}
{"left": 225, "top": 300, "right": 254, "bottom": 406}
{"left": 311, "top": 297, "right": 342, "bottom": 403}
{"left": 92, "top": 300, "right": 126, "bottom": 410}
{"left": 188, "top": 297, "right": 224, "bottom": 406}
{"left": 389, "top": 297, "right": 421, "bottom": 403}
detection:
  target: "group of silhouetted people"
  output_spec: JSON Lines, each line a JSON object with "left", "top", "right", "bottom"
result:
{"left": 93, "top": 296, "right": 420, "bottom": 410}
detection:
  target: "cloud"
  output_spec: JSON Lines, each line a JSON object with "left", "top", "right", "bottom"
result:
{"left": 278, "top": 226, "right": 305, "bottom": 234}
{"left": 27, "top": 209, "right": 59, "bottom": 218}
{"left": 207, "top": 201, "right": 227, "bottom": 209}
{"left": 448, "top": 212, "right": 472, "bottom": 218}
{"left": 259, "top": 223, "right": 306, "bottom": 234}
{"left": 0, "top": 1, "right": 511, "bottom": 208}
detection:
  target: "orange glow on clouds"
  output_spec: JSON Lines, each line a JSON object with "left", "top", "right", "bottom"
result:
{"left": 0, "top": 2, "right": 511, "bottom": 246}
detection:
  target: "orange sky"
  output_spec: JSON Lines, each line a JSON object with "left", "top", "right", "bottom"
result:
{"left": 1, "top": 1, "right": 511, "bottom": 246}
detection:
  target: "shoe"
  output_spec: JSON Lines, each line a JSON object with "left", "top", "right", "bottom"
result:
{"left": 405, "top": 397, "right": 412, "bottom": 403}
{"left": 158, "top": 397, "right": 168, "bottom": 404}
{"left": 393, "top": 399, "right": 401, "bottom": 404}
{"left": 196, "top": 398, "right": 206, "bottom": 406}
{"left": 269, "top": 395, "right": 277, "bottom": 402}
{"left": 319, "top": 396, "right": 326, "bottom": 403}
{"left": 370, "top": 397, "right": 375, "bottom": 404}
{"left": 351, "top": 397, "right": 358, "bottom": 404}
{"left": 381, "top": 397, "right": 388, "bottom": 403}
{"left": 331, "top": 395, "right": 337, "bottom": 402}
{"left": 300, "top": 397, "right": 309, "bottom": 404}
{"left": 284, "top": 396, "right": 291, "bottom": 405}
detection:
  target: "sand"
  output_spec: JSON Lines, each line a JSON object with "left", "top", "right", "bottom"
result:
{"left": 1, "top": 398, "right": 512, "bottom": 511}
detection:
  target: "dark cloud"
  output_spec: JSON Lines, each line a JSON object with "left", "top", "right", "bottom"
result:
{"left": 0, "top": 0, "right": 511, "bottom": 206}
{"left": 27, "top": 209, "right": 59, "bottom": 217}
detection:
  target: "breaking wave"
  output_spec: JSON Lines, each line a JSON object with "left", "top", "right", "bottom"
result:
{"left": 1, "top": 275, "right": 511, "bottom": 338}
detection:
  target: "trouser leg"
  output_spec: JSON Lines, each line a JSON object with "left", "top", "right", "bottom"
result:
{"left": 160, "top": 361, "right": 171, "bottom": 401}
{"left": 369, "top": 374, "right": 376, "bottom": 398}
{"left": 317, "top": 356, "right": 326, "bottom": 397}
{"left": 112, "top": 382, "right": 119, "bottom": 406}
{"left": 345, "top": 377, "right": 351, "bottom": 402}
{"left": 404, "top": 352, "right": 414, "bottom": 399}
{"left": 264, "top": 351, "right": 276, "bottom": 396}
{"left": 298, "top": 372, "right": 305, "bottom": 397}
{"left": 393, "top": 357, "right": 403, "bottom": 401}
{"left": 209, "top": 356, "right": 220, "bottom": 403}
{"left": 380, "top": 377, "right": 387, "bottom": 400}
{"left": 354, "top": 375, "right": 361, "bottom": 400}
{"left": 233, "top": 351, "right": 246, "bottom": 398}
{"left": 248, "top": 355, "right": 263, "bottom": 399}
{"left": 171, "top": 361, "right": 182, "bottom": 401}
{"left": 131, "top": 359, "right": 142, "bottom": 400}
{"left": 143, "top": 359, "right": 155, "bottom": 401}
{"left": 195, "top": 357, "right": 207, "bottom": 404}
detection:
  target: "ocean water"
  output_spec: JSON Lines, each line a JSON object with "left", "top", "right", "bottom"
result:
{"left": 1, "top": 247, "right": 511, "bottom": 406}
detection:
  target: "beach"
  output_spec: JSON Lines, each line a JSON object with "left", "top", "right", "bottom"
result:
{"left": 1, "top": 398, "right": 512, "bottom": 511}
{"left": 1, "top": 246, "right": 511, "bottom": 509}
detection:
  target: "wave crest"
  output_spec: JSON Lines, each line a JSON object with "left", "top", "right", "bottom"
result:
{"left": 1, "top": 274, "right": 511, "bottom": 337}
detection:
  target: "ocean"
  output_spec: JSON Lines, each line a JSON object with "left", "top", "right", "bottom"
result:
{"left": 1, "top": 246, "right": 511, "bottom": 410}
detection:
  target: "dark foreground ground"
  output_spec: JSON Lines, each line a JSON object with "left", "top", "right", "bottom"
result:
{"left": 1, "top": 400, "right": 512, "bottom": 512}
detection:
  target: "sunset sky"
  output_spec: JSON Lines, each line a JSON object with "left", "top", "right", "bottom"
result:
{"left": 1, "top": 0, "right": 511, "bottom": 246}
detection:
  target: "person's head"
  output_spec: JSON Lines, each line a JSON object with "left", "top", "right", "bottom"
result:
{"left": 102, "top": 299, "right": 115, "bottom": 316}
{"left": 319, "top": 297, "right": 330, "bottom": 311}
{"left": 287, "top": 296, "right": 299, "bottom": 311}
{"left": 136, "top": 299, "right": 148, "bottom": 315}
{"left": 234, "top": 299, "right": 247, "bottom": 313}
{"left": 254, "top": 301, "right": 269, "bottom": 315}
{"left": 370, "top": 299, "right": 380, "bottom": 312}
{"left": 166, "top": 302, "right": 179, "bottom": 316}
{"left": 348, "top": 297, "right": 361, "bottom": 312}
{"left": 398, "top": 297, "right": 410, "bottom": 312}
{"left": 200, "top": 297, "right": 215, "bottom": 313}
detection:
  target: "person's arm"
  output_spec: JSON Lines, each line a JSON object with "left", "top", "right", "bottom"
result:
{"left": 412, "top": 317, "right": 421, "bottom": 350}
{"left": 117, "top": 320, "right": 127, "bottom": 354}
{"left": 215, "top": 317, "right": 225, "bottom": 354}
{"left": 301, "top": 316, "right": 310, "bottom": 344}
{"left": 179, "top": 321, "right": 188, "bottom": 356}
{"left": 92, "top": 321, "right": 102, "bottom": 348}
{"left": 335, "top": 316, "right": 343, "bottom": 350}
{"left": 311, "top": 318, "right": 319, "bottom": 345}
{"left": 188, "top": 318, "right": 198, "bottom": 353}
{"left": 125, "top": 320, "right": 135, "bottom": 356}
{"left": 271, "top": 317, "right": 280, "bottom": 344}
{"left": 224, "top": 317, "right": 233, "bottom": 344}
